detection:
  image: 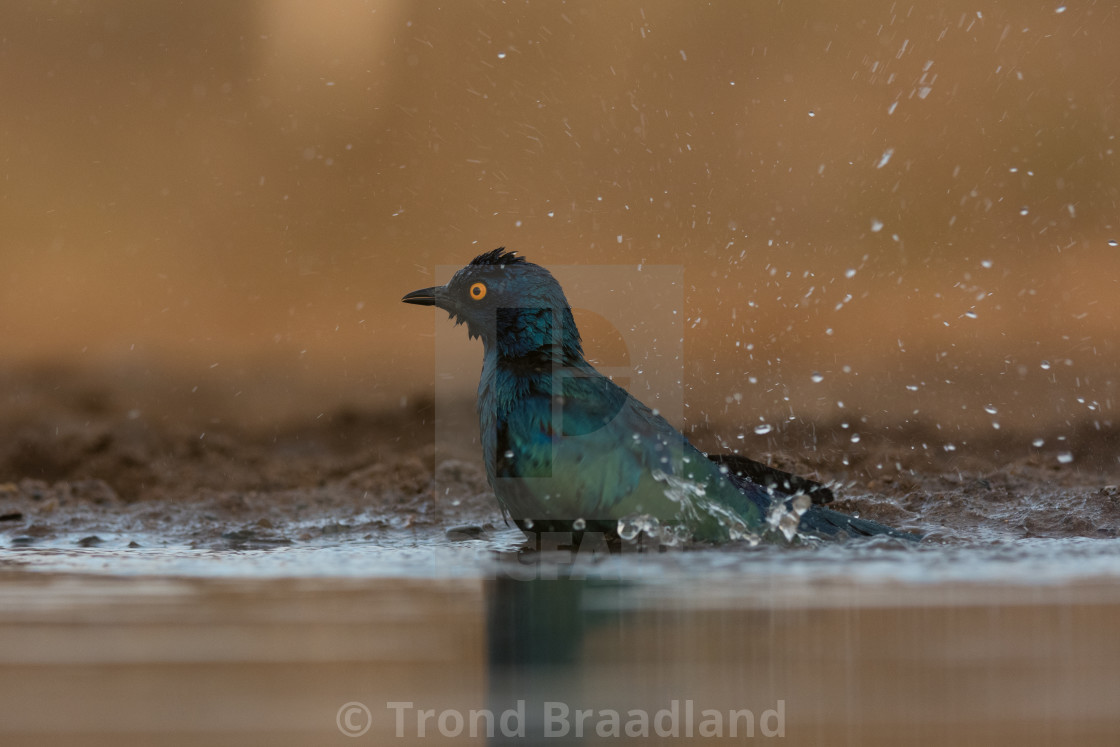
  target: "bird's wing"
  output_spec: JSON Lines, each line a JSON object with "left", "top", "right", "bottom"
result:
{"left": 494, "top": 369, "right": 643, "bottom": 517}
{"left": 493, "top": 367, "right": 764, "bottom": 534}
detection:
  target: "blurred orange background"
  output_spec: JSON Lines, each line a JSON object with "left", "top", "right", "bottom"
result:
{"left": 1, "top": 1, "right": 1117, "bottom": 428}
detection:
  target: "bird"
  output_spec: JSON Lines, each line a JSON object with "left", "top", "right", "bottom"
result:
{"left": 403, "top": 248, "right": 918, "bottom": 545}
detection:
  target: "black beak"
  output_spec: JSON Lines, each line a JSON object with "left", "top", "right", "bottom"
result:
{"left": 402, "top": 286, "right": 440, "bottom": 307}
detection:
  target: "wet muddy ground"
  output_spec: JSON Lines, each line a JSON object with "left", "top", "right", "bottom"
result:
{"left": 1, "top": 363, "right": 1117, "bottom": 553}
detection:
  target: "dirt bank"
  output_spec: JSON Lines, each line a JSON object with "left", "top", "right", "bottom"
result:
{"left": 1, "top": 362, "right": 1118, "bottom": 552}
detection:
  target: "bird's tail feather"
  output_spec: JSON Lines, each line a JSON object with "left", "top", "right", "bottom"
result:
{"left": 798, "top": 506, "right": 921, "bottom": 541}
{"left": 708, "top": 453, "right": 835, "bottom": 504}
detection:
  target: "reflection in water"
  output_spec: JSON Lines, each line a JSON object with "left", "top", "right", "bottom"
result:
{"left": 487, "top": 560, "right": 596, "bottom": 744}
{"left": 2, "top": 543, "right": 1120, "bottom": 745}
{"left": 477, "top": 545, "right": 1120, "bottom": 745}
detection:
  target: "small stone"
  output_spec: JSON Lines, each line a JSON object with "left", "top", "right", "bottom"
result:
{"left": 446, "top": 524, "right": 485, "bottom": 541}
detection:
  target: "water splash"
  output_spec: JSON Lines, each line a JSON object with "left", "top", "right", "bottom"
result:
{"left": 768, "top": 504, "right": 801, "bottom": 542}
{"left": 617, "top": 516, "right": 642, "bottom": 541}
{"left": 650, "top": 470, "right": 763, "bottom": 545}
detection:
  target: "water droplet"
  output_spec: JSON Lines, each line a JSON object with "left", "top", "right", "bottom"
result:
{"left": 617, "top": 517, "right": 639, "bottom": 541}
{"left": 870, "top": 218, "right": 884, "bottom": 233}
{"left": 1109, "top": 240, "right": 1119, "bottom": 248}
{"left": 523, "top": 518, "right": 534, "bottom": 529}
{"left": 573, "top": 518, "right": 586, "bottom": 531}
{"left": 905, "top": 384, "right": 919, "bottom": 392}
{"left": 1057, "top": 452, "right": 1074, "bottom": 464}
{"left": 778, "top": 512, "right": 800, "bottom": 542}
{"left": 1032, "top": 438, "right": 1045, "bottom": 447}
{"left": 876, "top": 148, "right": 894, "bottom": 169}
{"left": 497, "top": 51, "right": 507, "bottom": 60}
{"left": 754, "top": 423, "right": 773, "bottom": 435}
{"left": 944, "top": 443, "right": 957, "bottom": 452}
{"left": 1019, "top": 207, "right": 1030, "bottom": 216}
{"left": 981, "top": 259, "right": 993, "bottom": 269}
{"left": 811, "top": 372, "right": 824, "bottom": 383}
{"left": 984, "top": 404, "right": 998, "bottom": 415}
{"left": 808, "top": 110, "right": 815, "bottom": 118}
{"left": 850, "top": 433, "right": 861, "bottom": 443}
{"left": 1040, "top": 360, "right": 1052, "bottom": 370}
{"left": 792, "top": 494, "right": 812, "bottom": 516}
{"left": 503, "top": 450, "right": 515, "bottom": 459}
{"left": 845, "top": 268, "right": 857, "bottom": 278}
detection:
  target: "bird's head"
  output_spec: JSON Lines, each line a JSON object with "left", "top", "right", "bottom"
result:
{"left": 402, "top": 247, "right": 582, "bottom": 360}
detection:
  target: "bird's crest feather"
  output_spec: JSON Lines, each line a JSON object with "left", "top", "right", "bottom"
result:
{"left": 470, "top": 247, "right": 526, "bottom": 267}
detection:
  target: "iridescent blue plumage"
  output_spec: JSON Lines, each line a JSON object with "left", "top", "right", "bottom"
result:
{"left": 403, "top": 249, "right": 918, "bottom": 544}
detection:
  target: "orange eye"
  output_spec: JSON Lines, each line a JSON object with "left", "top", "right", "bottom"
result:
{"left": 469, "top": 282, "right": 487, "bottom": 300}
